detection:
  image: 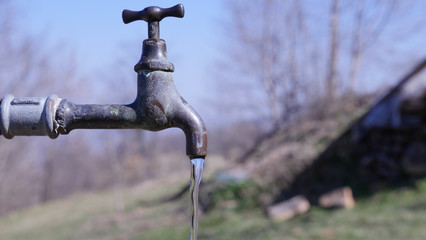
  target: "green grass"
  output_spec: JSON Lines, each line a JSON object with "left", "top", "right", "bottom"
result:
{"left": 1, "top": 170, "right": 426, "bottom": 240}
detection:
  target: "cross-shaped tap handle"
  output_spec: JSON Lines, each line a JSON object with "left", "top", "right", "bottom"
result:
{"left": 122, "top": 4, "right": 185, "bottom": 39}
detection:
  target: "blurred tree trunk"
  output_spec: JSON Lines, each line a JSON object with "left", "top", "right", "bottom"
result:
{"left": 261, "top": 0, "right": 282, "bottom": 129}
{"left": 326, "top": 0, "right": 340, "bottom": 100}
{"left": 40, "top": 157, "right": 54, "bottom": 203}
{"left": 108, "top": 147, "right": 125, "bottom": 212}
{"left": 347, "top": 0, "right": 397, "bottom": 92}
{"left": 348, "top": 0, "right": 365, "bottom": 93}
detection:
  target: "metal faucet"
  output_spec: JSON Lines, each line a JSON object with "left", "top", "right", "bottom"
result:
{"left": 0, "top": 4, "right": 207, "bottom": 159}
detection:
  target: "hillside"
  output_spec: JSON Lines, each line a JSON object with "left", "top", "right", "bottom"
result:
{"left": 1, "top": 156, "right": 426, "bottom": 240}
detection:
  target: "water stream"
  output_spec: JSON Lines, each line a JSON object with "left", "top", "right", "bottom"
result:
{"left": 189, "top": 158, "right": 205, "bottom": 240}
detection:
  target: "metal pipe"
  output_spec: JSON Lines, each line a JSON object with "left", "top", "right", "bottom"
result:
{"left": 55, "top": 101, "right": 139, "bottom": 133}
{"left": 0, "top": 95, "right": 61, "bottom": 139}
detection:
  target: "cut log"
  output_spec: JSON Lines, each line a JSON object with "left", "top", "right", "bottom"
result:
{"left": 319, "top": 187, "right": 355, "bottom": 209}
{"left": 267, "top": 195, "right": 310, "bottom": 221}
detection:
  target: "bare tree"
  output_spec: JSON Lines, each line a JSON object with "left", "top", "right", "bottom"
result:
{"left": 347, "top": 0, "right": 398, "bottom": 92}
{"left": 0, "top": 0, "right": 92, "bottom": 213}
{"left": 218, "top": 0, "right": 426, "bottom": 131}
{"left": 218, "top": 0, "right": 316, "bottom": 130}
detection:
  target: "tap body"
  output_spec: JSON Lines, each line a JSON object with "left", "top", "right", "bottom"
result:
{"left": 57, "top": 71, "right": 207, "bottom": 158}
{"left": 0, "top": 71, "right": 207, "bottom": 159}
{"left": 0, "top": 70, "right": 207, "bottom": 159}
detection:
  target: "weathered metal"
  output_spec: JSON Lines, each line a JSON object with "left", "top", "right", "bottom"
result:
{"left": 0, "top": 95, "right": 61, "bottom": 139}
{"left": 0, "top": 4, "right": 207, "bottom": 159}
{"left": 122, "top": 4, "right": 184, "bottom": 39}
{"left": 123, "top": 4, "right": 184, "bottom": 72}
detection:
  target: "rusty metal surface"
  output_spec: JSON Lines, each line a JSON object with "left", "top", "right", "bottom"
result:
{"left": 122, "top": 4, "right": 184, "bottom": 39}
{"left": 123, "top": 5, "right": 184, "bottom": 73}
{"left": 55, "top": 70, "right": 207, "bottom": 158}
{"left": 135, "top": 39, "right": 174, "bottom": 72}
{"left": 0, "top": 4, "right": 207, "bottom": 159}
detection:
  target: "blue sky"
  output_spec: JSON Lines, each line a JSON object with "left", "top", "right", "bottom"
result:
{"left": 13, "top": 0, "right": 426, "bottom": 128}
{"left": 17, "top": 0, "right": 223, "bottom": 115}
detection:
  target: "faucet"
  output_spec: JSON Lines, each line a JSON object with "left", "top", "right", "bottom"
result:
{"left": 0, "top": 4, "right": 207, "bottom": 159}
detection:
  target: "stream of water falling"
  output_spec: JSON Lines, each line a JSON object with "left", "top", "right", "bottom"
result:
{"left": 189, "top": 158, "right": 205, "bottom": 240}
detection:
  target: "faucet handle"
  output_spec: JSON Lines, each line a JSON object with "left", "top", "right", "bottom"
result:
{"left": 122, "top": 4, "right": 184, "bottom": 39}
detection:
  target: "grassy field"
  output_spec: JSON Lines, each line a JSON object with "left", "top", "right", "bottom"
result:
{"left": 1, "top": 159, "right": 426, "bottom": 240}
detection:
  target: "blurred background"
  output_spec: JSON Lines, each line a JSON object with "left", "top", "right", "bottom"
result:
{"left": 1, "top": 0, "right": 426, "bottom": 239}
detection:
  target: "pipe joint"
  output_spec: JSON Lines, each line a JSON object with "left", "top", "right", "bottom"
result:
{"left": 0, "top": 95, "right": 62, "bottom": 139}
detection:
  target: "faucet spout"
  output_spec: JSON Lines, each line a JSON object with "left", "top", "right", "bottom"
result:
{"left": 173, "top": 99, "right": 207, "bottom": 159}
{"left": 135, "top": 70, "right": 207, "bottom": 159}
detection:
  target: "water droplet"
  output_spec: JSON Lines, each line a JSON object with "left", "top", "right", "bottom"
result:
{"left": 142, "top": 71, "right": 151, "bottom": 78}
